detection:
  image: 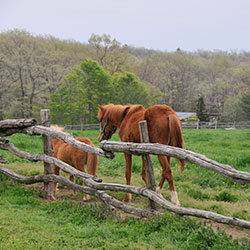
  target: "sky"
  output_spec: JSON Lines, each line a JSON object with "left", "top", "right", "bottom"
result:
{"left": 1, "top": 0, "right": 250, "bottom": 52}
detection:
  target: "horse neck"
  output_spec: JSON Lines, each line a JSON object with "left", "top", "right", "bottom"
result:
{"left": 109, "top": 105, "right": 129, "bottom": 128}
{"left": 112, "top": 111, "right": 125, "bottom": 128}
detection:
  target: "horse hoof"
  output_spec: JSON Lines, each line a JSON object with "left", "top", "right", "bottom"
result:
{"left": 171, "top": 191, "right": 180, "bottom": 206}
{"left": 156, "top": 187, "right": 162, "bottom": 194}
{"left": 122, "top": 198, "right": 130, "bottom": 203}
{"left": 83, "top": 195, "right": 90, "bottom": 201}
{"left": 122, "top": 193, "right": 132, "bottom": 203}
{"left": 175, "top": 201, "right": 180, "bottom": 206}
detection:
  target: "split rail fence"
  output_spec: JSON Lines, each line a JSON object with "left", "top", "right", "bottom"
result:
{"left": 0, "top": 110, "right": 250, "bottom": 229}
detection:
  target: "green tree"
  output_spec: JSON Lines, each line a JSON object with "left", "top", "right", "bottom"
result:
{"left": 79, "top": 59, "right": 113, "bottom": 122}
{"left": 240, "top": 91, "right": 250, "bottom": 120}
{"left": 112, "top": 72, "right": 155, "bottom": 107}
{"left": 220, "top": 98, "right": 240, "bottom": 122}
{"left": 48, "top": 59, "right": 113, "bottom": 125}
{"left": 196, "top": 96, "right": 209, "bottom": 122}
{"left": 48, "top": 60, "right": 158, "bottom": 125}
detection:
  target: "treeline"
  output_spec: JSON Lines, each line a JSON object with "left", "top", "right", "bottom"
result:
{"left": 0, "top": 29, "right": 249, "bottom": 124}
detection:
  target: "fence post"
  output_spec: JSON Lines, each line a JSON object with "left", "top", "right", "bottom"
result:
{"left": 40, "top": 109, "right": 55, "bottom": 201}
{"left": 139, "top": 120, "right": 157, "bottom": 210}
{"left": 196, "top": 122, "right": 199, "bottom": 129}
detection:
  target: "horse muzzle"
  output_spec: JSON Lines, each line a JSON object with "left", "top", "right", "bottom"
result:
{"left": 98, "top": 133, "right": 104, "bottom": 142}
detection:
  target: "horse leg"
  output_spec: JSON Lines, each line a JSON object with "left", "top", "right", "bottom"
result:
{"left": 141, "top": 156, "right": 147, "bottom": 185}
{"left": 83, "top": 155, "right": 96, "bottom": 202}
{"left": 69, "top": 175, "right": 76, "bottom": 196}
{"left": 123, "top": 153, "right": 132, "bottom": 203}
{"left": 54, "top": 165, "right": 60, "bottom": 197}
{"left": 157, "top": 155, "right": 180, "bottom": 206}
{"left": 74, "top": 156, "right": 90, "bottom": 201}
{"left": 156, "top": 156, "right": 167, "bottom": 195}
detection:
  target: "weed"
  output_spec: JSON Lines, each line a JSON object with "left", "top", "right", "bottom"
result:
{"left": 0, "top": 172, "right": 9, "bottom": 182}
{"left": 186, "top": 189, "right": 210, "bottom": 200}
{"left": 215, "top": 191, "right": 238, "bottom": 202}
{"left": 235, "top": 155, "right": 250, "bottom": 169}
{"left": 210, "top": 204, "right": 224, "bottom": 215}
{"left": 46, "top": 200, "right": 116, "bottom": 224}
{"left": 232, "top": 210, "right": 249, "bottom": 221}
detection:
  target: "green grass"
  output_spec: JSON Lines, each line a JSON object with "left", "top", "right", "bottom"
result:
{"left": 0, "top": 128, "right": 250, "bottom": 249}
{"left": 0, "top": 178, "right": 248, "bottom": 250}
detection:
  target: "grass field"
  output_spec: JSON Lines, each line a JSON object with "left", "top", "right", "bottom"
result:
{"left": 0, "top": 128, "right": 250, "bottom": 249}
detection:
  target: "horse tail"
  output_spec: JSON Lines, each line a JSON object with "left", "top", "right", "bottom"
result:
{"left": 169, "top": 114, "right": 185, "bottom": 172}
{"left": 86, "top": 153, "right": 98, "bottom": 176}
{"left": 75, "top": 137, "right": 98, "bottom": 176}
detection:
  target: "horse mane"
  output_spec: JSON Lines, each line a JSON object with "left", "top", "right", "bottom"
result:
{"left": 126, "top": 104, "right": 144, "bottom": 116}
{"left": 98, "top": 104, "right": 131, "bottom": 127}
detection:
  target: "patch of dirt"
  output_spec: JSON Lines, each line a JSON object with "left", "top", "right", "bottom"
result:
{"left": 31, "top": 182, "right": 88, "bottom": 203}
{"left": 202, "top": 219, "right": 250, "bottom": 240}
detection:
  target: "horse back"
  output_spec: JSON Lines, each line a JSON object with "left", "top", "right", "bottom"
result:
{"left": 52, "top": 137, "right": 97, "bottom": 174}
{"left": 145, "top": 105, "right": 183, "bottom": 147}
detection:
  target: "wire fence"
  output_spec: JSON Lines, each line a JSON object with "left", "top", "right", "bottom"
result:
{"left": 64, "top": 124, "right": 100, "bottom": 131}
{"left": 64, "top": 121, "right": 250, "bottom": 131}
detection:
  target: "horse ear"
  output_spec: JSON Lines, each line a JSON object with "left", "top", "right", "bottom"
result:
{"left": 98, "top": 104, "right": 103, "bottom": 111}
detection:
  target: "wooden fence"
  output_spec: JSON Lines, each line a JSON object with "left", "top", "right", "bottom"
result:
{"left": 64, "top": 124, "right": 100, "bottom": 131}
{"left": 64, "top": 121, "right": 250, "bottom": 131}
{"left": 0, "top": 111, "right": 250, "bottom": 229}
{"left": 182, "top": 121, "right": 250, "bottom": 129}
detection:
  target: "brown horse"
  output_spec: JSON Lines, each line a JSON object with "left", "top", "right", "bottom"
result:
{"left": 97, "top": 104, "right": 185, "bottom": 205}
{"left": 51, "top": 127, "right": 98, "bottom": 201}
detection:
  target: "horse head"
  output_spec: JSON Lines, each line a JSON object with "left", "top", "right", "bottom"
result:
{"left": 97, "top": 104, "right": 130, "bottom": 141}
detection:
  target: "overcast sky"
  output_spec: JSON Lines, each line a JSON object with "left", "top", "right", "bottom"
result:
{"left": 1, "top": 0, "right": 250, "bottom": 52}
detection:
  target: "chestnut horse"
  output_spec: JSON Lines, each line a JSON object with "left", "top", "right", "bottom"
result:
{"left": 51, "top": 126, "right": 98, "bottom": 201}
{"left": 97, "top": 104, "right": 185, "bottom": 205}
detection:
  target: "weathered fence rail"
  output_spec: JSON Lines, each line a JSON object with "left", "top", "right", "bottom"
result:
{"left": 99, "top": 141, "right": 250, "bottom": 186}
{"left": 0, "top": 117, "right": 250, "bottom": 229}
